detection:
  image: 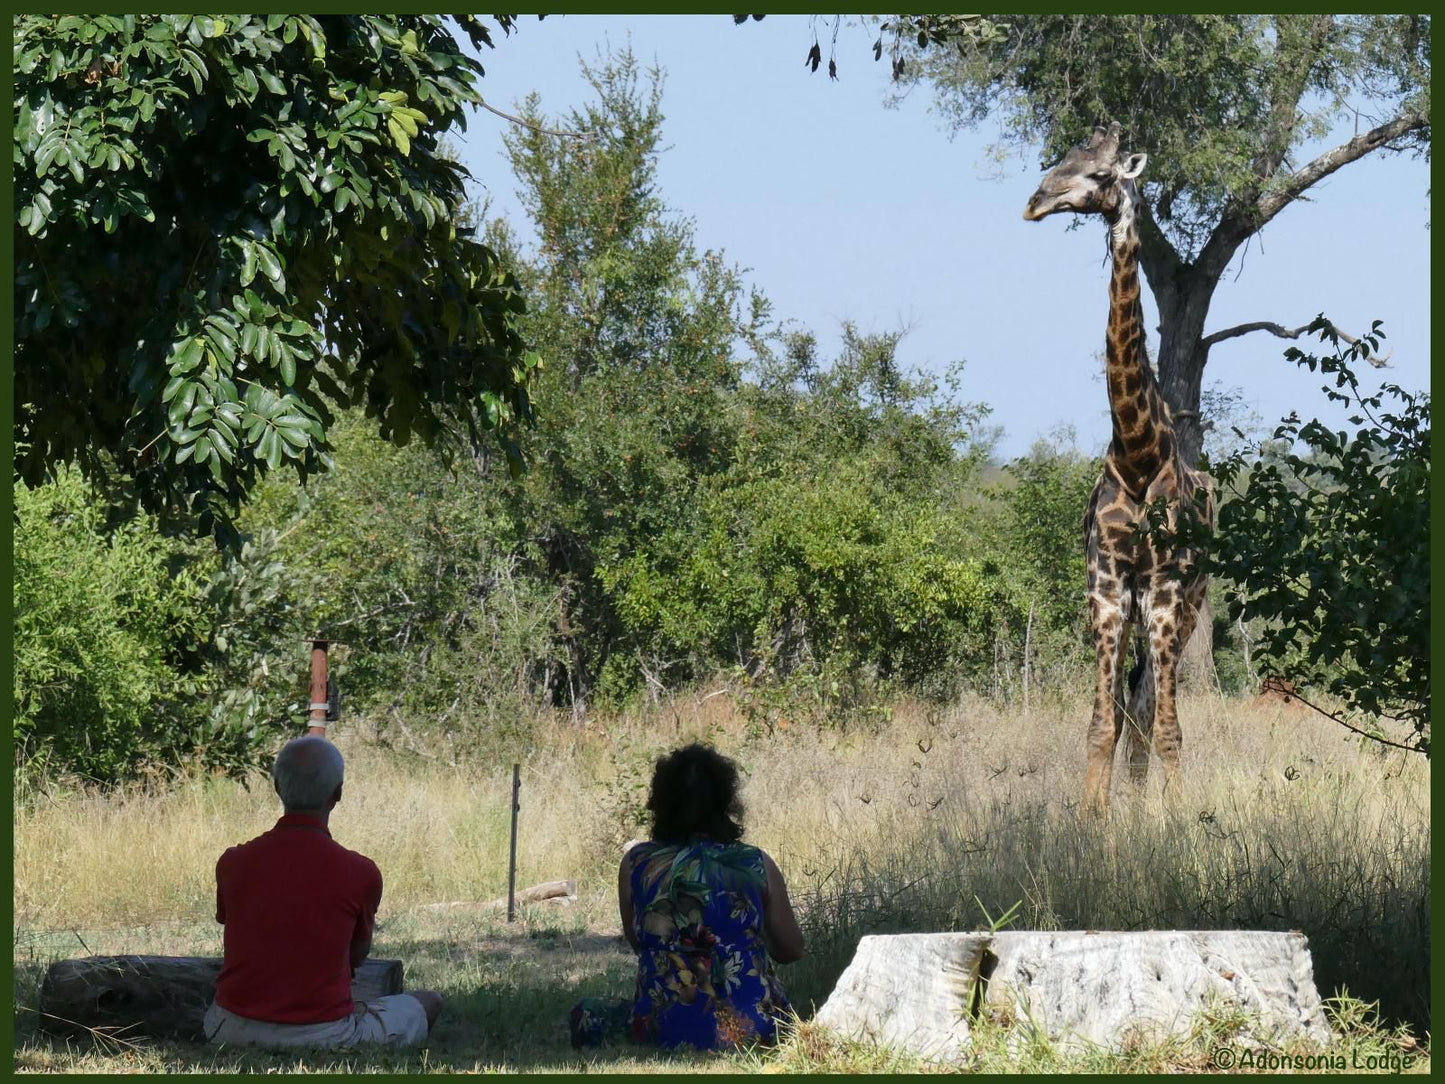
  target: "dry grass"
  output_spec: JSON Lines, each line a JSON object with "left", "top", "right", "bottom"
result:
{"left": 12, "top": 689, "right": 1431, "bottom": 1071}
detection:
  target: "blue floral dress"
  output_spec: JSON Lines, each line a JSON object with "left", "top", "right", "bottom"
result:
{"left": 570, "top": 840, "right": 793, "bottom": 1051}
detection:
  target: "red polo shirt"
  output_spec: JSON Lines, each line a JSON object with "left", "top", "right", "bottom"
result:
{"left": 214, "top": 813, "right": 383, "bottom": 1023}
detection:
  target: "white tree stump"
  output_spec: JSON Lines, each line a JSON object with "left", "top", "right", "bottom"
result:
{"left": 812, "top": 932, "right": 991, "bottom": 1062}
{"left": 984, "top": 930, "right": 1332, "bottom": 1051}
{"left": 813, "top": 930, "right": 1331, "bottom": 1061}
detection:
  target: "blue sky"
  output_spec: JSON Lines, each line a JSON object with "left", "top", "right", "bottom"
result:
{"left": 449, "top": 15, "right": 1430, "bottom": 462}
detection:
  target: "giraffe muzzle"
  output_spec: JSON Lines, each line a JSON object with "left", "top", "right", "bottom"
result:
{"left": 1024, "top": 195, "right": 1067, "bottom": 221}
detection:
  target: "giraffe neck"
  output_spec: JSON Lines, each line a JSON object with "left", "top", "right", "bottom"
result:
{"left": 1103, "top": 189, "right": 1172, "bottom": 484}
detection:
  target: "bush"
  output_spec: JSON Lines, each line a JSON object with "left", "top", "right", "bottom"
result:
{"left": 242, "top": 412, "right": 562, "bottom": 754}
{"left": 964, "top": 430, "right": 1101, "bottom": 699}
{"left": 1208, "top": 319, "right": 1429, "bottom": 754}
{"left": 14, "top": 467, "right": 293, "bottom": 783}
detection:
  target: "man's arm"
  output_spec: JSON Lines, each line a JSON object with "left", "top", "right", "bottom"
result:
{"left": 350, "top": 859, "right": 382, "bottom": 973}
{"left": 349, "top": 934, "right": 372, "bottom": 972}
{"left": 214, "top": 854, "right": 227, "bottom": 924}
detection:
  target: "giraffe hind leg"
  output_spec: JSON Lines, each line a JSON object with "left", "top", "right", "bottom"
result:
{"left": 1110, "top": 621, "right": 1133, "bottom": 756}
{"left": 1124, "top": 637, "right": 1155, "bottom": 785}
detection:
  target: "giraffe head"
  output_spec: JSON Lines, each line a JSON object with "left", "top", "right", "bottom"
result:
{"left": 1023, "top": 121, "right": 1147, "bottom": 223}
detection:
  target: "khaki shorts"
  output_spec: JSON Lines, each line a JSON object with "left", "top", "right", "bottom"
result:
{"left": 203, "top": 995, "right": 430, "bottom": 1049}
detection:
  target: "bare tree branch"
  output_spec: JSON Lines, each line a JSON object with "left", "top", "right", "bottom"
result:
{"left": 1202, "top": 320, "right": 1308, "bottom": 348}
{"left": 1253, "top": 109, "right": 1430, "bottom": 228}
{"left": 477, "top": 97, "right": 595, "bottom": 141}
{"left": 1201, "top": 319, "right": 1392, "bottom": 365}
{"left": 1262, "top": 676, "right": 1427, "bottom": 755}
{"left": 1194, "top": 109, "right": 1428, "bottom": 284}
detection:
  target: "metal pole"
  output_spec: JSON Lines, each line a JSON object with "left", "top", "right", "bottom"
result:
{"left": 307, "top": 639, "right": 331, "bottom": 736}
{"left": 507, "top": 764, "right": 521, "bottom": 922}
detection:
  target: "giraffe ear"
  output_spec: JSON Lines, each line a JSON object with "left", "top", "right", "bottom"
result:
{"left": 1120, "top": 152, "right": 1148, "bottom": 180}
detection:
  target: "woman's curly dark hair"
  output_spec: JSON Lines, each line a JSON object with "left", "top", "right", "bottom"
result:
{"left": 646, "top": 743, "right": 745, "bottom": 845}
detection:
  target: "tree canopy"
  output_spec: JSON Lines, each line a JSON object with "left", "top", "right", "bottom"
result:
{"left": 471, "top": 52, "right": 1004, "bottom": 715}
{"left": 896, "top": 15, "right": 1429, "bottom": 463}
{"left": 13, "top": 14, "right": 540, "bottom": 542}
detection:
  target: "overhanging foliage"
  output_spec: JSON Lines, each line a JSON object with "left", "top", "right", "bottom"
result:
{"left": 13, "top": 14, "right": 540, "bottom": 543}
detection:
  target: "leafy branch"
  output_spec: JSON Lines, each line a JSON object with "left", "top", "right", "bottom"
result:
{"left": 1157, "top": 317, "right": 1429, "bottom": 755}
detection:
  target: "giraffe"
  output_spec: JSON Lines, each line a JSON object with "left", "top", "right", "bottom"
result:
{"left": 1023, "top": 122, "right": 1213, "bottom": 815}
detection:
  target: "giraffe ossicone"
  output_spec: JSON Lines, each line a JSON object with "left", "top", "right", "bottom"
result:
{"left": 1024, "top": 121, "right": 1214, "bottom": 817}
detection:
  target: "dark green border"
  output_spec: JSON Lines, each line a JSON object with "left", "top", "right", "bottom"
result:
{"left": 5, "top": 12, "right": 1434, "bottom": 1081}
{"left": 3, "top": 7, "right": 17, "bottom": 1072}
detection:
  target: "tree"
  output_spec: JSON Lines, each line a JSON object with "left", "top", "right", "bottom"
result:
{"left": 490, "top": 50, "right": 756, "bottom": 709}
{"left": 1208, "top": 320, "right": 1429, "bottom": 755}
{"left": 896, "top": 15, "right": 1429, "bottom": 465}
{"left": 487, "top": 49, "right": 1002, "bottom": 713}
{"left": 13, "top": 14, "right": 541, "bottom": 543}
{"left": 239, "top": 410, "right": 563, "bottom": 756}
{"left": 687, "top": 328, "right": 999, "bottom": 702}
{"left": 992, "top": 429, "right": 1101, "bottom": 684}
{"left": 609, "top": 325, "right": 998, "bottom": 701}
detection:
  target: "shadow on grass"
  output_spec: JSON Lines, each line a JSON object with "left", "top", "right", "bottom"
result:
{"left": 12, "top": 928, "right": 794, "bottom": 1072}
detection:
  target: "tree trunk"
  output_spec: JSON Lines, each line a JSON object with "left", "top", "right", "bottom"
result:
{"left": 38, "top": 956, "right": 403, "bottom": 1043}
{"left": 814, "top": 931, "right": 1331, "bottom": 1061}
{"left": 1153, "top": 273, "right": 1218, "bottom": 468}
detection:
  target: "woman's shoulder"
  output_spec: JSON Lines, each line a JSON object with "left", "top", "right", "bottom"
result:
{"left": 619, "top": 838, "right": 685, "bottom": 876}
{"left": 620, "top": 839, "right": 662, "bottom": 873}
{"left": 625, "top": 838, "right": 769, "bottom": 865}
{"left": 699, "top": 840, "right": 771, "bottom": 889}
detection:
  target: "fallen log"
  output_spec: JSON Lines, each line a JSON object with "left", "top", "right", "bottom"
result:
{"left": 493, "top": 879, "right": 577, "bottom": 908}
{"left": 38, "top": 956, "right": 403, "bottom": 1044}
{"left": 417, "top": 879, "right": 578, "bottom": 912}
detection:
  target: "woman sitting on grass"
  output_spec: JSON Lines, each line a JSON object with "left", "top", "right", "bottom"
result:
{"left": 570, "top": 743, "right": 806, "bottom": 1051}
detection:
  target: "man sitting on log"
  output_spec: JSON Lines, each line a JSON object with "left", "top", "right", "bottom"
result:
{"left": 203, "top": 736, "right": 443, "bottom": 1048}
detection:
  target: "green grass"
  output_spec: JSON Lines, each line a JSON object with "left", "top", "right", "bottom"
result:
{"left": 12, "top": 691, "right": 1432, "bottom": 1072}
{"left": 12, "top": 906, "right": 1430, "bottom": 1074}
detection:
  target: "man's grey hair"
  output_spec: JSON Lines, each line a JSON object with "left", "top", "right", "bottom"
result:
{"left": 273, "top": 736, "right": 345, "bottom": 811}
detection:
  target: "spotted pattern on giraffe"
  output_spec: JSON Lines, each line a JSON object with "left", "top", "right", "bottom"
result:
{"left": 1025, "top": 122, "right": 1214, "bottom": 816}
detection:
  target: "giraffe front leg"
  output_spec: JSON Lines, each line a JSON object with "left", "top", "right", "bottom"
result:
{"left": 1083, "top": 600, "right": 1127, "bottom": 818}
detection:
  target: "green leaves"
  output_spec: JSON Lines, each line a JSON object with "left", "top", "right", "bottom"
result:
{"left": 15, "top": 467, "right": 303, "bottom": 784}
{"left": 380, "top": 90, "right": 429, "bottom": 157}
{"left": 169, "top": 335, "right": 206, "bottom": 375}
{"left": 1208, "top": 319, "right": 1429, "bottom": 753}
{"left": 241, "top": 384, "right": 320, "bottom": 470}
{"left": 14, "top": 14, "right": 537, "bottom": 545}
{"left": 254, "top": 242, "right": 284, "bottom": 288}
